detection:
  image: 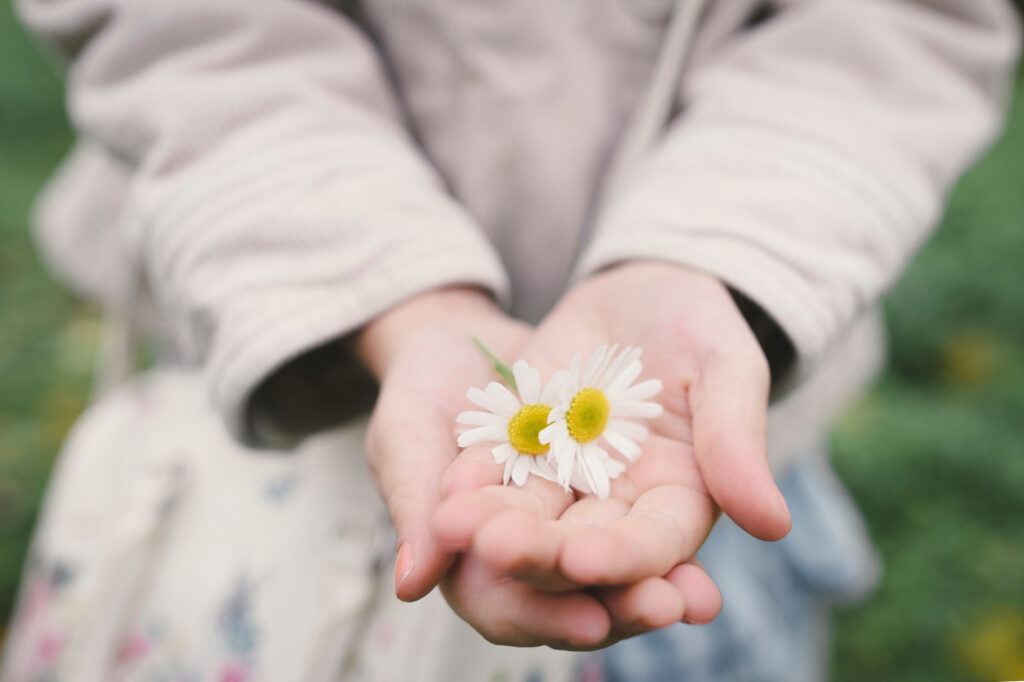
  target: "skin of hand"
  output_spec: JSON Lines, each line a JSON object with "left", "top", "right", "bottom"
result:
{"left": 355, "top": 286, "right": 529, "bottom": 601}
{"left": 355, "top": 285, "right": 719, "bottom": 649}
{"left": 433, "top": 261, "right": 792, "bottom": 638}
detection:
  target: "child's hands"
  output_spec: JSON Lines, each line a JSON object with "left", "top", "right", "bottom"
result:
{"left": 439, "top": 536, "right": 722, "bottom": 649}
{"left": 357, "top": 284, "right": 717, "bottom": 649}
{"left": 356, "top": 287, "right": 532, "bottom": 601}
{"left": 435, "top": 262, "right": 791, "bottom": 628}
{"left": 358, "top": 262, "right": 790, "bottom": 649}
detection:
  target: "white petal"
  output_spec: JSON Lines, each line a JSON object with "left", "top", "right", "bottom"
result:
{"left": 546, "top": 403, "right": 568, "bottom": 423}
{"left": 614, "top": 379, "right": 663, "bottom": 403}
{"left": 604, "top": 359, "right": 643, "bottom": 396}
{"left": 544, "top": 437, "right": 567, "bottom": 467}
{"left": 606, "top": 418, "right": 650, "bottom": 443}
{"left": 466, "top": 386, "right": 499, "bottom": 412}
{"left": 484, "top": 381, "right": 522, "bottom": 417}
{"left": 492, "top": 442, "right": 517, "bottom": 464}
{"left": 503, "top": 456, "right": 517, "bottom": 485}
{"left": 595, "top": 346, "right": 640, "bottom": 388}
{"left": 602, "top": 429, "right": 642, "bottom": 461}
{"left": 531, "top": 455, "right": 559, "bottom": 483}
{"left": 457, "top": 425, "right": 507, "bottom": 447}
{"left": 611, "top": 401, "right": 664, "bottom": 419}
{"left": 582, "top": 345, "right": 608, "bottom": 386}
{"left": 570, "top": 466, "right": 593, "bottom": 495}
{"left": 513, "top": 360, "right": 541, "bottom": 405}
{"left": 591, "top": 445, "right": 618, "bottom": 498}
{"left": 511, "top": 455, "right": 532, "bottom": 486}
{"left": 590, "top": 343, "right": 623, "bottom": 387}
{"left": 574, "top": 459, "right": 597, "bottom": 497}
{"left": 538, "top": 421, "right": 564, "bottom": 445}
{"left": 566, "top": 353, "right": 582, "bottom": 394}
{"left": 456, "top": 410, "right": 507, "bottom": 427}
{"left": 466, "top": 384, "right": 519, "bottom": 415}
{"left": 604, "top": 456, "right": 627, "bottom": 479}
{"left": 580, "top": 444, "right": 609, "bottom": 499}
{"left": 556, "top": 442, "right": 577, "bottom": 488}
{"left": 541, "top": 369, "right": 570, "bottom": 406}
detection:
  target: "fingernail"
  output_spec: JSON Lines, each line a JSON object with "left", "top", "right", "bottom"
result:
{"left": 395, "top": 542, "right": 415, "bottom": 594}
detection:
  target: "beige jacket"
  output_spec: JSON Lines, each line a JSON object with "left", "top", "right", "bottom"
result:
{"left": 18, "top": 0, "right": 1019, "bottom": 463}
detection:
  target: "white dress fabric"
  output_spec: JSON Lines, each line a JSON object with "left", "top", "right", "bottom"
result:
{"left": 2, "top": 370, "right": 578, "bottom": 682}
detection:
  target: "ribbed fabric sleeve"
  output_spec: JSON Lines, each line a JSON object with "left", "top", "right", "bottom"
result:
{"left": 578, "top": 0, "right": 1019, "bottom": 385}
{"left": 17, "top": 0, "right": 509, "bottom": 441}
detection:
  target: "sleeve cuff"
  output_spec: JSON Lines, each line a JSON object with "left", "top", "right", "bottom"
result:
{"left": 127, "top": 117, "right": 511, "bottom": 445}
{"left": 574, "top": 121, "right": 934, "bottom": 386}
{"left": 576, "top": 228, "right": 833, "bottom": 388}
{"left": 209, "top": 246, "right": 508, "bottom": 445}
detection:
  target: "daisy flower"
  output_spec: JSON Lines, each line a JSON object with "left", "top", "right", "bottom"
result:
{"left": 540, "top": 345, "right": 663, "bottom": 499}
{"left": 455, "top": 360, "right": 563, "bottom": 487}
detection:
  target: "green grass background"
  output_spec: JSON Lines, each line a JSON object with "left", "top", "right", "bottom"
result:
{"left": 1, "top": 3, "right": 1022, "bottom": 680}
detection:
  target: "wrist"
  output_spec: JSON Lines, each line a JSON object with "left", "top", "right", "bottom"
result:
{"left": 597, "top": 260, "right": 794, "bottom": 390}
{"left": 584, "top": 259, "right": 729, "bottom": 310}
{"left": 354, "top": 286, "right": 502, "bottom": 379}
{"left": 598, "top": 259, "right": 720, "bottom": 288}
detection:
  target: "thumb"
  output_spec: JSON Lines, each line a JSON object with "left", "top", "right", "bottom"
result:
{"left": 690, "top": 350, "right": 791, "bottom": 541}
{"left": 367, "top": 404, "right": 458, "bottom": 601}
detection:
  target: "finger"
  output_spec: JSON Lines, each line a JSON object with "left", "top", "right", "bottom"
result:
{"left": 606, "top": 434, "right": 705, "bottom": 502}
{"left": 690, "top": 347, "right": 791, "bottom": 541}
{"left": 442, "top": 555, "right": 611, "bottom": 650}
{"left": 473, "top": 497, "right": 630, "bottom": 590}
{"left": 439, "top": 443, "right": 502, "bottom": 496}
{"left": 367, "top": 404, "right": 457, "bottom": 603}
{"left": 664, "top": 560, "right": 722, "bottom": 624}
{"left": 557, "top": 496, "right": 633, "bottom": 526}
{"left": 433, "top": 478, "right": 573, "bottom": 551}
{"left": 597, "top": 576, "right": 685, "bottom": 637}
{"left": 559, "top": 484, "right": 715, "bottom": 585}
{"left": 474, "top": 510, "right": 579, "bottom": 591}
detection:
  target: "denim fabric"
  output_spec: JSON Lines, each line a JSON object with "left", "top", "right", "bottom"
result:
{"left": 600, "top": 453, "right": 880, "bottom": 682}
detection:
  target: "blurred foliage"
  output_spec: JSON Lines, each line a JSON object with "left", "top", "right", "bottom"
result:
{"left": 829, "top": 65, "right": 1024, "bottom": 682}
{"left": 0, "top": 0, "right": 85, "bottom": 634}
{"left": 1, "top": 2, "right": 1023, "bottom": 680}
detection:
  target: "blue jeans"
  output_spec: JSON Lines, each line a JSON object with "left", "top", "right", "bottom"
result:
{"left": 599, "top": 453, "right": 879, "bottom": 682}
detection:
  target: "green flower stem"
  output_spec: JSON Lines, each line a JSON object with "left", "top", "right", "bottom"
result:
{"left": 472, "top": 336, "right": 517, "bottom": 391}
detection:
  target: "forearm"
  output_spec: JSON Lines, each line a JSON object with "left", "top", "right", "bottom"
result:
{"left": 354, "top": 286, "right": 504, "bottom": 381}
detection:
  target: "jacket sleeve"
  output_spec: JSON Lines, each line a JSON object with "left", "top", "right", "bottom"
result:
{"left": 17, "top": 0, "right": 509, "bottom": 443}
{"left": 577, "top": 0, "right": 1019, "bottom": 387}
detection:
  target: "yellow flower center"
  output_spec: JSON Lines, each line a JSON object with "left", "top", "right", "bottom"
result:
{"left": 507, "top": 404, "right": 552, "bottom": 455}
{"left": 566, "top": 388, "right": 610, "bottom": 443}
